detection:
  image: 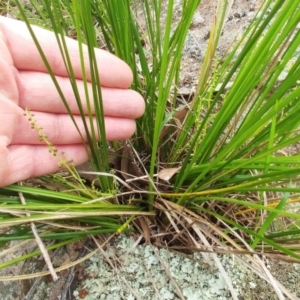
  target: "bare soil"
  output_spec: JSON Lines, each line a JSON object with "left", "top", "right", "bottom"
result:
{"left": 177, "top": 0, "right": 262, "bottom": 88}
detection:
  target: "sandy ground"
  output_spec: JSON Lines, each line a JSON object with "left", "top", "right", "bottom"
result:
{"left": 175, "top": 0, "right": 262, "bottom": 89}
{"left": 1, "top": 0, "right": 300, "bottom": 299}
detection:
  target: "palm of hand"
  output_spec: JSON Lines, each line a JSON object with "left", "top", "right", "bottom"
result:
{"left": 0, "top": 17, "right": 144, "bottom": 187}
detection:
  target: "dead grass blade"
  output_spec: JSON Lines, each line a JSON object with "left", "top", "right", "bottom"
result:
{"left": 133, "top": 216, "right": 151, "bottom": 243}
{"left": 157, "top": 198, "right": 300, "bottom": 299}
{"left": 183, "top": 216, "right": 238, "bottom": 300}
{"left": 91, "top": 235, "right": 143, "bottom": 300}
{"left": 0, "top": 234, "right": 115, "bottom": 281}
{"left": 139, "top": 248, "right": 162, "bottom": 299}
{"left": 18, "top": 190, "right": 58, "bottom": 281}
{"left": 152, "top": 245, "right": 185, "bottom": 300}
{"left": 220, "top": 219, "right": 299, "bottom": 300}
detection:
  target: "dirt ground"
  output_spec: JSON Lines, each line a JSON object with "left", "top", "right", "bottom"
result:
{"left": 176, "top": 0, "right": 262, "bottom": 89}
{"left": 1, "top": 0, "right": 300, "bottom": 299}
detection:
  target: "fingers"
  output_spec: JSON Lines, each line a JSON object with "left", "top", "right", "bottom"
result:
{"left": 12, "top": 112, "right": 137, "bottom": 144}
{"left": 0, "top": 31, "right": 19, "bottom": 102}
{"left": 0, "top": 144, "right": 88, "bottom": 187}
{"left": 0, "top": 95, "right": 23, "bottom": 145}
{"left": 17, "top": 71, "right": 145, "bottom": 119}
{"left": 0, "top": 16, "right": 133, "bottom": 88}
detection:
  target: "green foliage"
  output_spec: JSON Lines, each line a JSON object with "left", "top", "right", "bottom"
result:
{"left": 1, "top": 0, "right": 300, "bottom": 274}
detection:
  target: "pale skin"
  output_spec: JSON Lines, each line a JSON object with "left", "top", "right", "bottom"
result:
{"left": 0, "top": 17, "right": 145, "bottom": 187}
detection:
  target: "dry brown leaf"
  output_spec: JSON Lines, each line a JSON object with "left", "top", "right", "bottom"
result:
{"left": 121, "top": 144, "right": 143, "bottom": 180}
{"left": 157, "top": 167, "right": 180, "bottom": 182}
{"left": 173, "top": 107, "right": 189, "bottom": 123}
{"left": 159, "top": 107, "right": 189, "bottom": 141}
{"left": 135, "top": 216, "right": 151, "bottom": 243}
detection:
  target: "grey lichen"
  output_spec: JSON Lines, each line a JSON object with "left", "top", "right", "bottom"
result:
{"left": 73, "top": 235, "right": 300, "bottom": 300}
{"left": 74, "top": 235, "right": 232, "bottom": 300}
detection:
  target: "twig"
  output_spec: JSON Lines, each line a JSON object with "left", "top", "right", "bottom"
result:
{"left": 220, "top": 219, "right": 297, "bottom": 300}
{"left": 183, "top": 214, "right": 239, "bottom": 300}
{"left": 24, "top": 247, "right": 61, "bottom": 300}
{"left": 124, "top": 234, "right": 143, "bottom": 256}
{"left": 152, "top": 246, "right": 186, "bottom": 300}
{"left": 254, "top": 254, "right": 284, "bottom": 300}
{"left": 128, "top": 141, "right": 161, "bottom": 195}
{"left": 59, "top": 239, "right": 90, "bottom": 300}
{"left": 77, "top": 171, "right": 134, "bottom": 191}
{"left": 138, "top": 247, "right": 162, "bottom": 300}
{"left": 91, "top": 236, "right": 142, "bottom": 300}
{"left": 0, "top": 235, "right": 116, "bottom": 281}
{"left": 18, "top": 190, "right": 58, "bottom": 281}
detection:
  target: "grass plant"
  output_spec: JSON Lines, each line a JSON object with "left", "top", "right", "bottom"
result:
{"left": 1, "top": 0, "right": 300, "bottom": 295}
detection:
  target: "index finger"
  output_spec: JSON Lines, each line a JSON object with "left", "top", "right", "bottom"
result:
{"left": 0, "top": 16, "right": 133, "bottom": 88}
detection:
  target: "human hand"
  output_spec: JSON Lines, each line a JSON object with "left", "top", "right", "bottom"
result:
{"left": 0, "top": 16, "right": 145, "bottom": 187}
